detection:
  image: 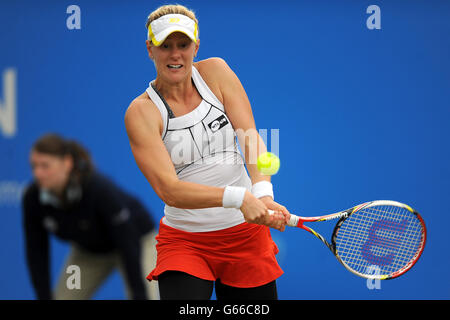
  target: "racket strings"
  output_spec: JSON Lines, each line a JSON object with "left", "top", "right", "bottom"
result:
{"left": 334, "top": 205, "right": 424, "bottom": 277}
{"left": 339, "top": 208, "right": 421, "bottom": 270}
{"left": 339, "top": 207, "right": 422, "bottom": 273}
{"left": 339, "top": 208, "right": 420, "bottom": 254}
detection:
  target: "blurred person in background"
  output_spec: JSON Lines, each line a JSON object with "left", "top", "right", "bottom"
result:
{"left": 22, "top": 133, "right": 159, "bottom": 300}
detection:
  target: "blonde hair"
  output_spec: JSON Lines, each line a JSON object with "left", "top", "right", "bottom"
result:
{"left": 145, "top": 4, "right": 198, "bottom": 29}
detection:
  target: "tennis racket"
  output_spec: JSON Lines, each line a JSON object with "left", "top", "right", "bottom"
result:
{"left": 269, "top": 200, "right": 426, "bottom": 280}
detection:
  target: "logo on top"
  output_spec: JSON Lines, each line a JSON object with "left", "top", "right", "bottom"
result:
{"left": 208, "top": 115, "right": 229, "bottom": 132}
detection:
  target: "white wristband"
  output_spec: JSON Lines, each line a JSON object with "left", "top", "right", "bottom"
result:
{"left": 251, "top": 181, "right": 274, "bottom": 200}
{"left": 222, "top": 186, "right": 246, "bottom": 209}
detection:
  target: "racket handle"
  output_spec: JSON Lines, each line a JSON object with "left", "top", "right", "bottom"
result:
{"left": 267, "top": 210, "right": 300, "bottom": 227}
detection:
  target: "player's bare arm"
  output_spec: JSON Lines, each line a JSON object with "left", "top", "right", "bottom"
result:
{"left": 125, "top": 96, "right": 228, "bottom": 209}
{"left": 196, "top": 58, "right": 290, "bottom": 229}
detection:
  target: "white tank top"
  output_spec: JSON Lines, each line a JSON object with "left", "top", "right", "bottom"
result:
{"left": 145, "top": 66, "right": 250, "bottom": 232}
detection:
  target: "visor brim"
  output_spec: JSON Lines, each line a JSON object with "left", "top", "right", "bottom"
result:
{"left": 151, "top": 26, "right": 197, "bottom": 46}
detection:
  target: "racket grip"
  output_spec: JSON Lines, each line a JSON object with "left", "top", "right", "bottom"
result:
{"left": 267, "top": 210, "right": 300, "bottom": 227}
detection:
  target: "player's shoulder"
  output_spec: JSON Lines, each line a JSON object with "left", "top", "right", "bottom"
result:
{"left": 126, "top": 92, "right": 156, "bottom": 118}
{"left": 195, "top": 57, "right": 229, "bottom": 69}
{"left": 125, "top": 92, "right": 162, "bottom": 129}
{"left": 194, "top": 57, "right": 231, "bottom": 78}
{"left": 194, "top": 58, "right": 234, "bottom": 101}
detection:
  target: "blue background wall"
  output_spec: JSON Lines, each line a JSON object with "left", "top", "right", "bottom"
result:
{"left": 0, "top": 0, "right": 449, "bottom": 299}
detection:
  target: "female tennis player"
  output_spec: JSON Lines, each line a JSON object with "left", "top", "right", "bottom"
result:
{"left": 23, "top": 134, "right": 158, "bottom": 300}
{"left": 125, "top": 4, "right": 291, "bottom": 300}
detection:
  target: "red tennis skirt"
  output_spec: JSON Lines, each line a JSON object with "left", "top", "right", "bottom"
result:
{"left": 147, "top": 219, "right": 284, "bottom": 288}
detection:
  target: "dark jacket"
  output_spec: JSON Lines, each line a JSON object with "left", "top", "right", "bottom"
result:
{"left": 22, "top": 171, "right": 155, "bottom": 300}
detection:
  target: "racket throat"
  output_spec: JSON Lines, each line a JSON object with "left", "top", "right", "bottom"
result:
{"left": 302, "top": 225, "right": 335, "bottom": 253}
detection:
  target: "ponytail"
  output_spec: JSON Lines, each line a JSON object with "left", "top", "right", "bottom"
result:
{"left": 64, "top": 139, "right": 94, "bottom": 179}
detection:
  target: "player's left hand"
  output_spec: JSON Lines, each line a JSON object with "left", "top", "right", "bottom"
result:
{"left": 259, "top": 196, "right": 291, "bottom": 232}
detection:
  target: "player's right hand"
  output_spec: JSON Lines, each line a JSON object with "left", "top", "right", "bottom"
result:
{"left": 240, "top": 191, "right": 286, "bottom": 231}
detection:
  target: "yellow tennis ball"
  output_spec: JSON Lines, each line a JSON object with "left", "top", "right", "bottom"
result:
{"left": 257, "top": 152, "right": 280, "bottom": 176}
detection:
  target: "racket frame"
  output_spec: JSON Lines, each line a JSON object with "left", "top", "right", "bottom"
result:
{"left": 279, "top": 200, "right": 427, "bottom": 280}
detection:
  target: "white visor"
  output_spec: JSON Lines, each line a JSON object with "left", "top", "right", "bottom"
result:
{"left": 148, "top": 14, "right": 198, "bottom": 46}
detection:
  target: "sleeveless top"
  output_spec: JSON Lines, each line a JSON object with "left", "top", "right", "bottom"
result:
{"left": 145, "top": 66, "right": 251, "bottom": 232}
